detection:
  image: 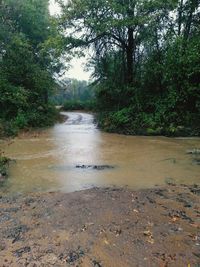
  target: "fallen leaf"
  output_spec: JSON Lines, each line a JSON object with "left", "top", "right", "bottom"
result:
{"left": 143, "top": 230, "right": 152, "bottom": 237}
{"left": 133, "top": 209, "right": 139, "bottom": 213}
{"left": 104, "top": 239, "right": 109, "bottom": 245}
{"left": 147, "top": 237, "right": 155, "bottom": 244}
{"left": 171, "top": 216, "right": 179, "bottom": 222}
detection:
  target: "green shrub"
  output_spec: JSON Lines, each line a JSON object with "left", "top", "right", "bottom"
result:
{"left": 0, "top": 120, "right": 18, "bottom": 137}
{"left": 14, "top": 112, "right": 28, "bottom": 129}
{"left": 0, "top": 154, "right": 10, "bottom": 177}
{"left": 63, "top": 100, "right": 96, "bottom": 111}
{"left": 0, "top": 105, "right": 58, "bottom": 137}
{"left": 26, "top": 105, "right": 59, "bottom": 128}
{"left": 97, "top": 108, "right": 134, "bottom": 134}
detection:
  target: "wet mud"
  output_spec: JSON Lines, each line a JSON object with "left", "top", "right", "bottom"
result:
{"left": 0, "top": 185, "right": 199, "bottom": 267}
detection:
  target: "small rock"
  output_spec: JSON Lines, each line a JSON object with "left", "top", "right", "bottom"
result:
{"left": 186, "top": 148, "right": 200, "bottom": 155}
{"left": 14, "top": 246, "right": 31, "bottom": 257}
{"left": 75, "top": 164, "right": 114, "bottom": 170}
{"left": 93, "top": 260, "right": 102, "bottom": 267}
{"left": 0, "top": 243, "right": 6, "bottom": 251}
{"left": 6, "top": 225, "right": 29, "bottom": 243}
{"left": 41, "top": 254, "right": 58, "bottom": 265}
{"left": 64, "top": 249, "right": 84, "bottom": 264}
{"left": 143, "top": 230, "right": 152, "bottom": 237}
{"left": 165, "top": 177, "right": 176, "bottom": 186}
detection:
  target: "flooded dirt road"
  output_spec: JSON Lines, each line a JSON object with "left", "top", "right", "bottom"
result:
{"left": 0, "top": 113, "right": 200, "bottom": 267}
{"left": 0, "top": 112, "right": 200, "bottom": 194}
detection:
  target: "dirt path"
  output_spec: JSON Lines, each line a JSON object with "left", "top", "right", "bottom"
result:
{"left": 0, "top": 185, "right": 199, "bottom": 267}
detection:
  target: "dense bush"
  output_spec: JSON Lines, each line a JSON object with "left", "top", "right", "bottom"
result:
{"left": 0, "top": 105, "right": 59, "bottom": 137}
{"left": 0, "top": 0, "right": 61, "bottom": 137}
{"left": 95, "top": 35, "right": 200, "bottom": 136}
{"left": 63, "top": 100, "right": 96, "bottom": 111}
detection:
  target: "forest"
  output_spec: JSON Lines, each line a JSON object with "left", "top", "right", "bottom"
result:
{"left": 0, "top": 0, "right": 62, "bottom": 136}
{"left": 0, "top": 0, "right": 200, "bottom": 136}
{"left": 53, "top": 78, "right": 95, "bottom": 110}
{"left": 58, "top": 0, "right": 200, "bottom": 136}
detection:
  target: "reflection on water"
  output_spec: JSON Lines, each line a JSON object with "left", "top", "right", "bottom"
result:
{"left": 0, "top": 112, "right": 200, "bottom": 194}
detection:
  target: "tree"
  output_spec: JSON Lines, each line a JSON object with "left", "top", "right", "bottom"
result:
{"left": 0, "top": 0, "right": 62, "bottom": 134}
{"left": 59, "top": 0, "right": 173, "bottom": 84}
{"left": 57, "top": 0, "right": 200, "bottom": 136}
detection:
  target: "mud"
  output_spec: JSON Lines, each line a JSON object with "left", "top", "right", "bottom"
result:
{"left": 0, "top": 185, "right": 199, "bottom": 267}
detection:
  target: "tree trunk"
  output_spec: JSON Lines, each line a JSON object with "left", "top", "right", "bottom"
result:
{"left": 178, "top": 0, "right": 184, "bottom": 36}
{"left": 44, "top": 90, "right": 48, "bottom": 104}
{"left": 126, "top": 27, "right": 134, "bottom": 85}
{"left": 122, "top": 47, "right": 126, "bottom": 84}
{"left": 155, "top": 27, "right": 163, "bottom": 96}
{"left": 184, "top": 0, "right": 197, "bottom": 40}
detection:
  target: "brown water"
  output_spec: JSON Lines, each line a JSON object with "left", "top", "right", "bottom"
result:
{"left": 0, "top": 112, "right": 200, "bottom": 194}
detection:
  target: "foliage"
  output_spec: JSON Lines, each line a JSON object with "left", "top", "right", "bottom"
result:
{"left": 53, "top": 77, "right": 96, "bottom": 111}
{"left": 0, "top": 0, "right": 62, "bottom": 136}
{"left": 58, "top": 0, "right": 200, "bottom": 136}
{"left": 97, "top": 108, "right": 132, "bottom": 134}
{"left": 53, "top": 78, "right": 94, "bottom": 104}
{"left": 63, "top": 100, "right": 96, "bottom": 111}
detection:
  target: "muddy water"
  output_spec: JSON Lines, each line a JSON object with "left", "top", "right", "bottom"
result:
{"left": 0, "top": 112, "right": 200, "bottom": 194}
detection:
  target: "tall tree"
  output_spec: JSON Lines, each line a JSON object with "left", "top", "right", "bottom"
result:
{"left": 0, "top": 0, "right": 62, "bottom": 134}
{"left": 59, "top": 0, "right": 176, "bottom": 85}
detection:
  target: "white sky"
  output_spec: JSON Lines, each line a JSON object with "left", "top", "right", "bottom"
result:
{"left": 67, "top": 57, "right": 92, "bottom": 81}
{"left": 49, "top": 0, "right": 61, "bottom": 16}
{"left": 49, "top": 0, "right": 92, "bottom": 81}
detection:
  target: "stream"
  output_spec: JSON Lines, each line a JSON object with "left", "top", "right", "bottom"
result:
{"left": 0, "top": 112, "right": 200, "bottom": 194}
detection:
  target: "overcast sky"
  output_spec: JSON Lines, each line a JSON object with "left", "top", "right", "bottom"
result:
{"left": 49, "top": 0, "right": 92, "bottom": 81}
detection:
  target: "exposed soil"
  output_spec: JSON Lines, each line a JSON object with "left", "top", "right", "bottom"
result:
{"left": 0, "top": 185, "right": 199, "bottom": 267}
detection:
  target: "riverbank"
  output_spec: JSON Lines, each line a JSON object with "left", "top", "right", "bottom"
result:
{"left": 97, "top": 111, "right": 200, "bottom": 137}
{"left": 0, "top": 184, "right": 199, "bottom": 267}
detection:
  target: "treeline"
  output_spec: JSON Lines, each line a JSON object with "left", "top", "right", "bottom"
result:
{"left": 53, "top": 78, "right": 95, "bottom": 110}
{"left": 59, "top": 0, "right": 200, "bottom": 136}
{"left": 0, "top": 0, "right": 61, "bottom": 136}
{"left": 1, "top": 0, "right": 199, "bottom": 137}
